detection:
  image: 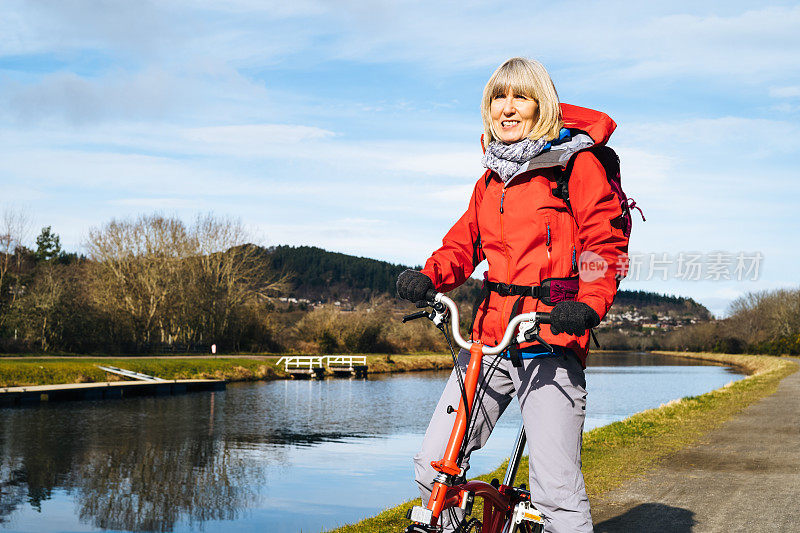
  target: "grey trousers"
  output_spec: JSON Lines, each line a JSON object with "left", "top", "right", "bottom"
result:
{"left": 413, "top": 349, "right": 592, "bottom": 533}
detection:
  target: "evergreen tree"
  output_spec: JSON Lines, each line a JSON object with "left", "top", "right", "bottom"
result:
{"left": 35, "top": 226, "right": 62, "bottom": 262}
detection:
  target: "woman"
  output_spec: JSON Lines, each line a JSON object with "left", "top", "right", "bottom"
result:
{"left": 396, "top": 57, "right": 628, "bottom": 533}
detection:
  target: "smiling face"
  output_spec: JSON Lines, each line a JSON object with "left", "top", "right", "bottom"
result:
{"left": 489, "top": 90, "right": 539, "bottom": 143}
{"left": 481, "top": 58, "right": 563, "bottom": 149}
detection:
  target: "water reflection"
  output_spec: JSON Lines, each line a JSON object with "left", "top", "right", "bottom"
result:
{"left": 74, "top": 440, "right": 254, "bottom": 532}
{"left": 0, "top": 393, "right": 256, "bottom": 532}
{"left": 0, "top": 353, "right": 743, "bottom": 533}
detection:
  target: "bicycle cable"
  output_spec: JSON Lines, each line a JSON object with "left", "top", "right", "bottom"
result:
{"left": 441, "top": 319, "right": 504, "bottom": 471}
{"left": 439, "top": 321, "right": 471, "bottom": 436}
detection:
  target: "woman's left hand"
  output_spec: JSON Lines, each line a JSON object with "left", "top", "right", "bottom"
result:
{"left": 550, "top": 301, "right": 600, "bottom": 336}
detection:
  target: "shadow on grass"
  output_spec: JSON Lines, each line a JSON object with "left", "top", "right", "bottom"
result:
{"left": 594, "top": 502, "right": 695, "bottom": 532}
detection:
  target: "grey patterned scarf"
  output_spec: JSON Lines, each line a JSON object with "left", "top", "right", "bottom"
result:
{"left": 482, "top": 136, "right": 549, "bottom": 182}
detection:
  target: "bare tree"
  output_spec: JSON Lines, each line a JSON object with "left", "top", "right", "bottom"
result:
{"left": 188, "top": 214, "right": 288, "bottom": 344}
{"left": 17, "top": 265, "right": 65, "bottom": 351}
{"left": 86, "top": 214, "right": 194, "bottom": 347}
{"left": 0, "top": 206, "right": 32, "bottom": 329}
{"left": 86, "top": 213, "right": 287, "bottom": 351}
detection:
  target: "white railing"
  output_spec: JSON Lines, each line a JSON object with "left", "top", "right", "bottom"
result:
{"left": 275, "top": 356, "right": 325, "bottom": 372}
{"left": 325, "top": 355, "right": 367, "bottom": 368}
{"left": 274, "top": 355, "right": 367, "bottom": 372}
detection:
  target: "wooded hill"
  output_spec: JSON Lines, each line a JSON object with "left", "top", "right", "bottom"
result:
{"left": 262, "top": 245, "right": 413, "bottom": 302}
{"left": 262, "top": 245, "right": 711, "bottom": 318}
{"left": 611, "top": 290, "right": 711, "bottom": 319}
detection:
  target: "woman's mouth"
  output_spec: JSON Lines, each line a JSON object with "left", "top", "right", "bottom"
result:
{"left": 501, "top": 120, "right": 519, "bottom": 129}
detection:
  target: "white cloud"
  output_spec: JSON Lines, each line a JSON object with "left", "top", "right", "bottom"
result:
{"left": 254, "top": 216, "right": 436, "bottom": 264}
{"left": 769, "top": 86, "right": 800, "bottom": 99}
{"left": 620, "top": 116, "right": 800, "bottom": 162}
{"left": 429, "top": 184, "right": 475, "bottom": 205}
{"left": 8, "top": 2, "right": 800, "bottom": 82}
{"left": 306, "top": 3, "right": 800, "bottom": 85}
{"left": 110, "top": 198, "right": 203, "bottom": 209}
{"left": 613, "top": 146, "right": 672, "bottom": 195}
{"left": 5, "top": 69, "right": 182, "bottom": 124}
{"left": 181, "top": 124, "right": 336, "bottom": 154}
{"left": 386, "top": 149, "right": 481, "bottom": 179}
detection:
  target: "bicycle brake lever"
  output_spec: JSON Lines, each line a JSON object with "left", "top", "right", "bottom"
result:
{"left": 402, "top": 310, "right": 431, "bottom": 323}
{"left": 527, "top": 331, "right": 554, "bottom": 353}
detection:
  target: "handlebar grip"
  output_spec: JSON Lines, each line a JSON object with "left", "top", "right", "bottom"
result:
{"left": 424, "top": 288, "right": 438, "bottom": 302}
{"left": 537, "top": 312, "right": 551, "bottom": 324}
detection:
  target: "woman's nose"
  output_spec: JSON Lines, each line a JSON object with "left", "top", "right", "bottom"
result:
{"left": 502, "top": 98, "right": 515, "bottom": 115}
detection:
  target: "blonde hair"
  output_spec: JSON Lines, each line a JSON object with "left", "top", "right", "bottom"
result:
{"left": 481, "top": 57, "right": 563, "bottom": 148}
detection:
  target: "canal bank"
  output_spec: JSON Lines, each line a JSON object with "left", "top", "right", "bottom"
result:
{"left": 328, "top": 353, "right": 796, "bottom": 532}
{"left": 591, "top": 356, "right": 800, "bottom": 532}
{"left": 0, "top": 350, "right": 762, "bottom": 389}
{"left": 0, "top": 354, "right": 454, "bottom": 389}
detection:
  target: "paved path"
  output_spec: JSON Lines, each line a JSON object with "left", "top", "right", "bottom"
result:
{"left": 592, "top": 358, "right": 800, "bottom": 532}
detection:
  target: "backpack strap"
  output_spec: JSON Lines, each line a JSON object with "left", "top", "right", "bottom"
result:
{"left": 553, "top": 162, "right": 574, "bottom": 214}
{"left": 552, "top": 146, "right": 590, "bottom": 213}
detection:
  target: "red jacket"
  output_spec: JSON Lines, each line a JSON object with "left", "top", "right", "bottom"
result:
{"left": 420, "top": 104, "right": 628, "bottom": 365}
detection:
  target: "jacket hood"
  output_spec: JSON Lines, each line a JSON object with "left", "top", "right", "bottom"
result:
{"left": 560, "top": 103, "right": 616, "bottom": 145}
{"left": 517, "top": 103, "right": 616, "bottom": 173}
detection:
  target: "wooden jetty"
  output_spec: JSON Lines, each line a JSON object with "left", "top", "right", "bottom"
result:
{"left": 275, "top": 355, "right": 368, "bottom": 379}
{"left": 0, "top": 379, "right": 225, "bottom": 406}
{"left": 0, "top": 365, "right": 225, "bottom": 407}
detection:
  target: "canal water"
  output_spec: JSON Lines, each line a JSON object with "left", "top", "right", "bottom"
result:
{"left": 0, "top": 352, "right": 742, "bottom": 533}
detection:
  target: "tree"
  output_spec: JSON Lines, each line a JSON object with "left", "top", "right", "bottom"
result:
{"left": 85, "top": 213, "right": 288, "bottom": 351}
{"left": 187, "top": 214, "right": 289, "bottom": 345}
{"left": 34, "top": 226, "right": 62, "bottom": 262}
{"left": 0, "top": 207, "right": 32, "bottom": 331}
{"left": 15, "top": 266, "right": 65, "bottom": 351}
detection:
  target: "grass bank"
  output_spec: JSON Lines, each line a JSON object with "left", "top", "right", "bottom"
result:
{"left": 365, "top": 354, "right": 452, "bottom": 374}
{"left": 0, "top": 357, "right": 285, "bottom": 387}
{"left": 327, "top": 352, "right": 797, "bottom": 532}
{"left": 0, "top": 353, "right": 453, "bottom": 387}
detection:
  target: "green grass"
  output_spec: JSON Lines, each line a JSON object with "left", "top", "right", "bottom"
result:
{"left": 364, "top": 354, "right": 452, "bottom": 373}
{"left": 0, "top": 357, "right": 286, "bottom": 387}
{"left": 327, "top": 353, "right": 797, "bottom": 532}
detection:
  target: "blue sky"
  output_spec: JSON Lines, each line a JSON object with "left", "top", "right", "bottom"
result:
{"left": 1, "top": 1, "right": 799, "bottom": 316}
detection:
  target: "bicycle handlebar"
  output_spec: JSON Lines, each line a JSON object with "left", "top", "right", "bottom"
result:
{"left": 428, "top": 292, "right": 550, "bottom": 356}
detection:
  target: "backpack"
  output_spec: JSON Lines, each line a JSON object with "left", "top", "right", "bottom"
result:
{"left": 552, "top": 145, "right": 644, "bottom": 238}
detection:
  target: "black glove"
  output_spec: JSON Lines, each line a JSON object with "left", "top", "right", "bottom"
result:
{"left": 396, "top": 269, "right": 434, "bottom": 305}
{"left": 549, "top": 301, "right": 600, "bottom": 336}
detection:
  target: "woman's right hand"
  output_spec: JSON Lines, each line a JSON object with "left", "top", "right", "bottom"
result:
{"left": 396, "top": 269, "right": 434, "bottom": 306}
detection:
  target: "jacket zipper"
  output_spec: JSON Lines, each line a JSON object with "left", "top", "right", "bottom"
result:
{"left": 545, "top": 217, "right": 552, "bottom": 263}
{"left": 572, "top": 245, "right": 578, "bottom": 273}
{"left": 546, "top": 221, "right": 551, "bottom": 246}
{"left": 498, "top": 180, "right": 519, "bottom": 340}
